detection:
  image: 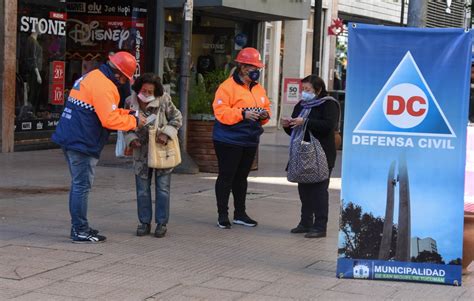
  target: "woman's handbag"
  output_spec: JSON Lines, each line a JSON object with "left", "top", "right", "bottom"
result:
{"left": 287, "top": 121, "right": 329, "bottom": 183}
{"left": 147, "top": 110, "right": 182, "bottom": 169}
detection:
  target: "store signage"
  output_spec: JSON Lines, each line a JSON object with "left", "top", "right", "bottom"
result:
{"left": 66, "top": 2, "right": 143, "bottom": 17}
{"left": 68, "top": 19, "right": 130, "bottom": 48}
{"left": 50, "top": 61, "right": 65, "bottom": 105}
{"left": 20, "top": 16, "right": 66, "bottom": 36}
{"left": 337, "top": 23, "right": 470, "bottom": 286}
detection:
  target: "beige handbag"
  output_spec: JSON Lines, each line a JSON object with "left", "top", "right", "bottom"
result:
{"left": 147, "top": 111, "right": 181, "bottom": 169}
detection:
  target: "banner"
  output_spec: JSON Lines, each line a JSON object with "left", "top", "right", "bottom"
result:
{"left": 466, "top": 125, "right": 474, "bottom": 207}
{"left": 337, "top": 24, "right": 471, "bottom": 286}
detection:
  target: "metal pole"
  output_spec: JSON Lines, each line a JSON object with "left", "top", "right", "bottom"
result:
{"left": 179, "top": 0, "right": 193, "bottom": 149}
{"left": 312, "top": 0, "right": 322, "bottom": 75}
{"left": 400, "top": 0, "right": 406, "bottom": 26}
{"left": 407, "top": 0, "right": 428, "bottom": 28}
{"left": 176, "top": 0, "right": 199, "bottom": 174}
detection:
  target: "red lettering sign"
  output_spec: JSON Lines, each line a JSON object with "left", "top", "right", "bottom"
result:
{"left": 386, "top": 95, "right": 427, "bottom": 116}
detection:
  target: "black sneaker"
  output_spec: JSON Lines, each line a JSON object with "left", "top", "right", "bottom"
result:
{"left": 136, "top": 223, "right": 151, "bottom": 236}
{"left": 304, "top": 230, "right": 327, "bottom": 238}
{"left": 217, "top": 216, "right": 232, "bottom": 229}
{"left": 290, "top": 224, "right": 311, "bottom": 233}
{"left": 71, "top": 230, "right": 106, "bottom": 243}
{"left": 154, "top": 224, "right": 167, "bottom": 238}
{"left": 233, "top": 214, "right": 258, "bottom": 227}
{"left": 70, "top": 227, "right": 99, "bottom": 239}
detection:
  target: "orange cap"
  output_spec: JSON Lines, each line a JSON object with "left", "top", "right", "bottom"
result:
{"left": 235, "top": 47, "right": 264, "bottom": 68}
{"left": 109, "top": 51, "right": 137, "bottom": 80}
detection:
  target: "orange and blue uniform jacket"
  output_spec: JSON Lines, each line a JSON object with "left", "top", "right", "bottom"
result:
{"left": 52, "top": 64, "right": 137, "bottom": 158}
{"left": 212, "top": 71, "right": 271, "bottom": 147}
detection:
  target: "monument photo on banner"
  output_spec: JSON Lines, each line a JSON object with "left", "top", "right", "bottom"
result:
{"left": 336, "top": 24, "right": 471, "bottom": 286}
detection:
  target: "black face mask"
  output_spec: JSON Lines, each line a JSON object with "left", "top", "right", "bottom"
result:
{"left": 248, "top": 69, "right": 260, "bottom": 81}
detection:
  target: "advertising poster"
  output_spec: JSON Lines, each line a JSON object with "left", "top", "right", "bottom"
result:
{"left": 66, "top": 0, "right": 147, "bottom": 83}
{"left": 337, "top": 24, "right": 471, "bottom": 285}
{"left": 283, "top": 78, "right": 302, "bottom": 104}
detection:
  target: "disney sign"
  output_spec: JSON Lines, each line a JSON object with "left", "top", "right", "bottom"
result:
{"left": 68, "top": 18, "right": 130, "bottom": 48}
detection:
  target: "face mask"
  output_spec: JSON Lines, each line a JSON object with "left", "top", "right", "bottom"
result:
{"left": 138, "top": 93, "right": 155, "bottom": 103}
{"left": 248, "top": 69, "right": 260, "bottom": 81}
{"left": 301, "top": 91, "right": 316, "bottom": 101}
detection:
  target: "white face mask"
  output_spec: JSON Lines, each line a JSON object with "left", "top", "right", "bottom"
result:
{"left": 138, "top": 93, "right": 155, "bottom": 103}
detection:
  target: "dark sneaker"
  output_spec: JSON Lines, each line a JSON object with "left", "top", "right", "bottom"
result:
{"left": 233, "top": 214, "right": 258, "bottom": 227}
{"left": 154, "top": 224, "right": 167, "bottom": 238}
{"left": 304, "top": 230, "right": 327, "bottom": 238}
{"left": 136, "top": 223, "right": 151, "bottom": 236}
{"left": 217, "top": 215, "right": 232, "bottom": 229}
{"left": 290, "top": 224, "right": 311, "bottom": 233}
{"left": 72, "top": 230, "right": 106, "bottom": 243}
{"left": 70, "top": 227, "right": 99, "bottom": 239}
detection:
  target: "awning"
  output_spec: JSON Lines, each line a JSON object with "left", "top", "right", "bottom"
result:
{"left": 163, "top": 0, "right": 310, "bottom": 21}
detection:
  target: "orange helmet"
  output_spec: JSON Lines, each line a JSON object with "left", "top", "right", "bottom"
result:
{"left": 235, "top": 47, "right": 264, "bottom": 68}
{"left": 109, "top": 51, "right": 137, "bottom": 80}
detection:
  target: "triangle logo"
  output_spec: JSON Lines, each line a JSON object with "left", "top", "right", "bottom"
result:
{"left": 354, "top": 51, "right": 455, "bottom": 138}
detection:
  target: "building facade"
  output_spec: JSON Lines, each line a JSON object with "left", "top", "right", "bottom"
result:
{"left": 410, "top": 236, "right": 438, "bottom": 259}
{"left": 0, "top": 0, "right": 310, "bottom": 152}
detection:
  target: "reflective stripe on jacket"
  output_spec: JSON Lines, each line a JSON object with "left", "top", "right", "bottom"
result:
{"left": 212, "top": 72, "right": 271, "bottom": 147}
{"left": 52, "top": 67, "right": 137, "bottom": 158}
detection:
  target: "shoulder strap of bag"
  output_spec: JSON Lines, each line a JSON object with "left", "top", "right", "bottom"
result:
{"left": 154, "top": 95, "right": 170, "bottom": 130}
{"left": 323, "top": 96, "right": 341, "bottom": 132}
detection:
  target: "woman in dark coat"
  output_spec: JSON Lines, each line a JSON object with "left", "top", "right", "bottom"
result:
{"left": 282, "top": 75, "right": 339, "bottom": 238}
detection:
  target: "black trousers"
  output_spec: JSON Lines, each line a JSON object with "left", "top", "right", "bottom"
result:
{"left": 214, "top": 141, "right": 257, "bottom": 218}
{"left": 297, "top": 171, "right": 331, "bottom": 232}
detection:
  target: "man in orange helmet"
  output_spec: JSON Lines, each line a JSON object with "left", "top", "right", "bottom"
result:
{"left": 212, "top": 47, "right": 271, "bottom": 229}
{"left": 53, "top": 51, "right": 146, "bottom": 243}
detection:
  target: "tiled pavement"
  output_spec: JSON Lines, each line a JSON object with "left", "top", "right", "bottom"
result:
{"left": 1, "top": 129, "right": 473, "bottom": 300}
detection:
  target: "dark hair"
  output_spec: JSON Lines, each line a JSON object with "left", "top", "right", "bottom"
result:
{"left": 301, "top": 75, "right": 328, "bottom": 98}
{"left": 132, "top": 73, "right": 164, "bottom": 97}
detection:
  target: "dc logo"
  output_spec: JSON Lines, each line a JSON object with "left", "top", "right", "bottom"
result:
{"left": 383, "top": 83, "right": 428, "bottom": 129}
{"left": 354, "top": 51, "right": 455, "bottom": 137}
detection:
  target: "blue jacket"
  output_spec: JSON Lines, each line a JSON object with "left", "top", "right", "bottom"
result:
{"left": 52, "top": 65, "right": 137, "bottom": 158}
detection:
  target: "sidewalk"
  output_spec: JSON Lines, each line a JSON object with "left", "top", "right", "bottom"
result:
{"left": 0, "top": 129, "right": 473, "bottom": 300}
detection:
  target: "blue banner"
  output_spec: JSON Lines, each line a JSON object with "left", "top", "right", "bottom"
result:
{"left": 336, "top": 24, "right": 471, "bottom": 286}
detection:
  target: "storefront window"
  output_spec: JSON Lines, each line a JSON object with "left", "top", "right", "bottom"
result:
{"left": 16, "top": 0, "right": 67, "bottom": 132}
{"left": 65, "top": 0, "right": 148, "bottom": 106}
{"left": 15, "top": 0, "right": 148, "bottom": 138}
{"left": 164, "top": 11, "right": 254, "bottom": 113}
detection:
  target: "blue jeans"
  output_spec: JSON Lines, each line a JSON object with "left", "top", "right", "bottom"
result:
{"left": 135, "top": 169, "right": 171, "bottom": 225}
{"left": 63, "top": 149, "right": 98, "bottom": 233}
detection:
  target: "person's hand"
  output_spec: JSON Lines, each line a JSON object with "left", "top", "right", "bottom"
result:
{"left": 244, "top": 110, "right": 260, "bottom": 121}
{"left": 289, "top": 117, "right": 304, "bottom": 128}
{"left": 136, "top": 114, "right": 147, "bottom": 129}
{"left": 280, "top": 117, "right": 291, "bottom": 128}
{"left": 156, "top": 133, "right": 169, "bottom": 145}
{"left": 36, "top": 74, "right": 42, "bottom": 84}
{"left": 259, "top": 110, "right": 269, "bottom": 120}
{"left": 130, "top": 139, "right": 141, "bottom": 148}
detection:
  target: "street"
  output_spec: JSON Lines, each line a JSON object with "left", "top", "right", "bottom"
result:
{"left": 0, "top": 129, "right": 473, "bottom": 300}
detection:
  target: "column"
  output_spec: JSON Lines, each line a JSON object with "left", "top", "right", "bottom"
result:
{"left": 1, "top": 0, "right": 17, "bottom": 153}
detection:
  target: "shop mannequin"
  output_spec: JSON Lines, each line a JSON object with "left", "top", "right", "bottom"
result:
{"left": 25, "top": 29, "right": 43, "bottom": 112}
